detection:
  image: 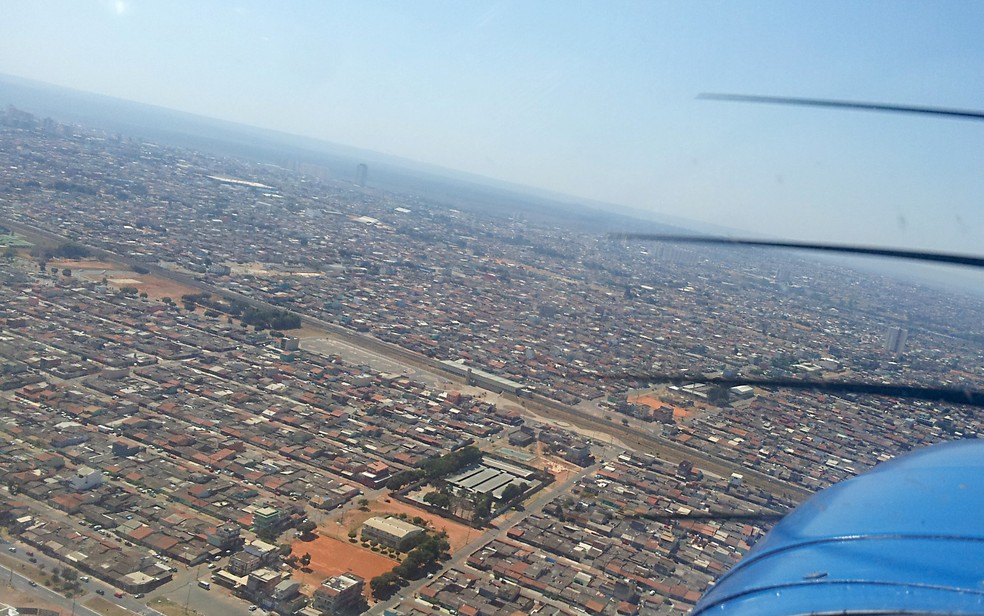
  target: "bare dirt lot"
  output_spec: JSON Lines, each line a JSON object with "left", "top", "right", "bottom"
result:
{"left": 630, "top": 393, "right": 693, "bottom": 419}
{"left": 48, "top": 259, "right": 203, "bottom": 301}
{"left": 289, "top": 535, "right": 394, "bottom": 596}
{"left": 329, "top": 496, "right": 475, "bottom": 552}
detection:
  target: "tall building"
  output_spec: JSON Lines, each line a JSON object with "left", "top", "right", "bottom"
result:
{"left": 207, "top": 523, "right": 242, "bottom": 550}
{"left": 312, "top": 574, "right": 365, "bottom": 614}
{"left": 252, "top": 506, "right": 282, "bottom": 537}
{"left": 884, "top": 326, "right": 908, "bottom": 354}
{"left": 355, "top": 163, "right": 368, "bottom": 187}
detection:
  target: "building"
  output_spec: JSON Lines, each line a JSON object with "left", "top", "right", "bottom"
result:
{"left": 439, "top": 359, "right": 524, "bottom": 395}
{"left": 279, "top": 337, "right": 300, "bottom": 352}
{"left": 246, "top": 567, "right": 283, "bottom": 594}
{"left": 270, "top": 579, "right": 303, "bottom": 613}
{"left": 564, "top": 446, "right": 594, "bottom": 467}
{"left": 206, "top": 524, "right": 242, "bottom": 550}
{"left": 228, "top": 551, "right": 262, "bottom": 576}
{"left": 355, "top": 163, "right": 368, "bottom": 187}
{"left": 885, "top": 326, "right": 908, "bottom": 354}
{"left": 313, "top": 574, "right": 365, "bottom": 615}
{"left": 729, "top": 385, "right": 755, "bottom": 400}
{"left": 69, "top": 465, "right": 103, "bottom": 491}
{"left": 361, "top": 517, "right": 425, "bottom": 550}
{"left": 252, "top": 506, "right": 282, "bottom": 537}
{"left": 508, "top": 428, "right": 536, "bottom": 447}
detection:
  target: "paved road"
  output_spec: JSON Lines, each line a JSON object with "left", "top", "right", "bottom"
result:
{"left": 147, "top": 563, "right": 252, "bottom": 616}
{"left": 0, "top": 560, "right": 101, "bottom": 616}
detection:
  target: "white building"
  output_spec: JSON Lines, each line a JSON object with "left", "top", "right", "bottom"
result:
{"left": 361, "top": 516, "right": 425, "bottom": 550}
{"left": 70, "top": 465, "right": 102, "bottom": 491}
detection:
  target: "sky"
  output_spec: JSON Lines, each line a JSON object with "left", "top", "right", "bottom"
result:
{"left": 3, "top": 1, "right": 984, "bottom": 257}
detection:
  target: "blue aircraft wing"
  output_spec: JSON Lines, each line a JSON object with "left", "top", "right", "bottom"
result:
{"left": 692, "top": 440, "right": 984, "bottom": 615}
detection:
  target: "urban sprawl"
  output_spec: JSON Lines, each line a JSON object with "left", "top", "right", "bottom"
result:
{"left": 0, "top": 106, "right": 981, "bottom": 616}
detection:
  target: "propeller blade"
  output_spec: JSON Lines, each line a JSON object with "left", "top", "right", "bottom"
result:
{"left": 600, "top": 373, "right": 984, "bottom": 408}
{"left": 610, "top": 234, "right": 984, "bottom": 269}
{"left": 698, "top": 93, "right": 984, "bottom": 121}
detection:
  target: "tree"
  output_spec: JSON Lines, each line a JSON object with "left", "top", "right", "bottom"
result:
{"left": 300, "top": 552, "right": 311, "bottom": 566}
{"left": 707, "top": 385, "right": 731, "bottom": 405}
{"left": 423, "top": 491, "right": 451, "bottom": 509}
{"left": 370, "top": 571, "right": 402, "bottom": 600}
{"left": 358, "top": 498, "right": 370, "bottom": 511}
{"left": 386, "top": 469, "right": 423, "bottom": 490}
{"left": 501, "top": 483, "right": 527, "bottom": 503}
{"left": 472, "top": 493, "right": 492, "bottom": 522}
{"left": 62, "top": 268, "right": 71, "bottom": 277}
{"left": 296, "top": 519, "right": 317, "bottom": 536}
{"left": 53, "top": 242, "right": 90, "bottom": 259}
{"left": 420, "top": 446, "right": 482, "bottom": 479}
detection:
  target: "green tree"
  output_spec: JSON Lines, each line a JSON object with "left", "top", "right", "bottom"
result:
{"left": 370, "top": 571, "right": 402, "bottom": 600}
{"left": 386, "top": 469, "right": 423, "bottom": 490}
{"left": 472, "top": 493, "right": 492, "bottom": 522}
{"left": 423, "top": 491, "right": 451, "bottom": 509}
{"left": 501, "top": 483, "right": 527, "bottom": 503}
{"left": 296, "top": 519, "right": 317, "bottom": 536}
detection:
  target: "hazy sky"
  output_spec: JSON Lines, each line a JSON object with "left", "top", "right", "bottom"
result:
{"left": 3, "top": 1, "right": 984, "bottom": 255}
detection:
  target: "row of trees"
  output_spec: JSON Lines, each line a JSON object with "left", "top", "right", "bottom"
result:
{"left": 179, "top": 293, "right": 301, "bottom": 330}
{"left": 31, "top": 242, "right": 91, "bottom": 261}
{"left": 370, "top": 532, "right": 451, "bottom": 600}
{"left": 385, "top": 445, "right": 483, "bottom": 491}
